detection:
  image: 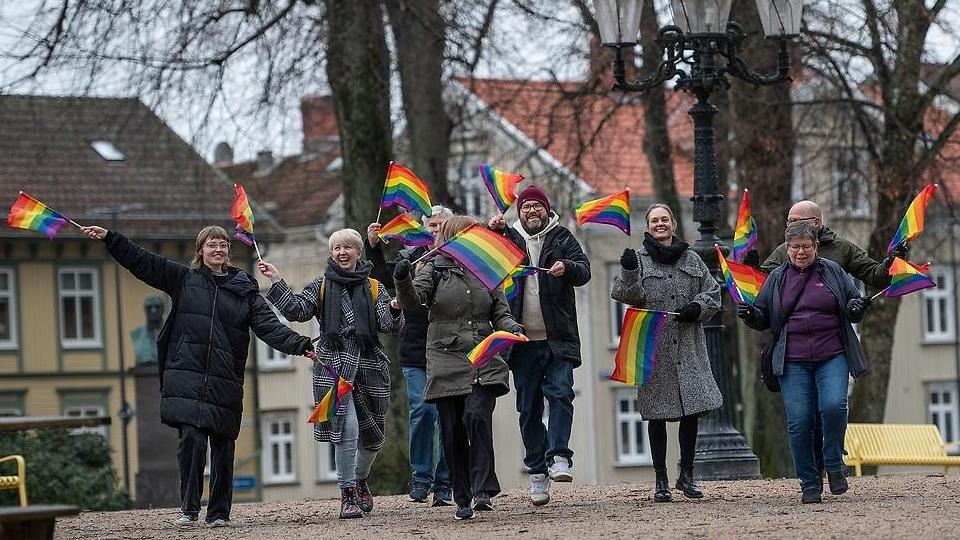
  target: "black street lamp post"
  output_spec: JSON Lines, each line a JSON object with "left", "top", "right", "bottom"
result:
{"left": 595, "top": 0, "right": 805, "bottom": 480}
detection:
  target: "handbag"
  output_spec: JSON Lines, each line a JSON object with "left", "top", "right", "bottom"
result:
{"left": 758, "top": 268, "right": 814, "bottom": 393}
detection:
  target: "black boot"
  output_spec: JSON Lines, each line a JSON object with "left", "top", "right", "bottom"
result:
{"left": 356, "top": 478, "right": 374, "bottom": 513}
{"left": 676, "top": 465, "right": 703, "bottom": 499}
{"left": 654, "top": 469, "right": 672, "bottom": 502}
{"left": 827, "top": 469, "right": 848, "bottom": 495}
{"left": 339, "top": 487, "right": 363, "bottom": 519}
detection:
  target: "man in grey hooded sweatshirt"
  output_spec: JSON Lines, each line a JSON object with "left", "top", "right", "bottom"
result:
{"left": 488, "top": 185, "right": 591, "bottom": 507}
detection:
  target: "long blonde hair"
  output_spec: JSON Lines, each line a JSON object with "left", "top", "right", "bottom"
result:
{"left": 191, "top": 225, "right": 231, "bottom": 269}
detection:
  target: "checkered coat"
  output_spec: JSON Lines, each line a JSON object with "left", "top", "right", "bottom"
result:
{"left": 266, "top": 277, "right": 402, "bottom": 450}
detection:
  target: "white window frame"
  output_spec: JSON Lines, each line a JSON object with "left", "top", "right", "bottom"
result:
{"left": 614, "top": 388, "right": 652, "bottom": 466}
{"left": 927, "top": 381, "right": 959, "bottom": 448}
{"left": 922, "top": 267, "right": 955, "bottom": 344}
{"left": 64, "top": 404, "right": 107, "bottom": 438}
{"left": 58, "top": 268, "right": 102, "bottom": 348}
{"left": 257, "top": 305, "right": 294, "bottom": 370}
{"left": 609, "top": 263, "right": 627, "bottom": 348}
{"left": 0, "top": 269, "right": 17, "bottom": 349}
{"left": 262, "top": 412, "right": 297, "bottom": 484}
{"left": 316, "top": 441, "right": 338, "bottom": 482}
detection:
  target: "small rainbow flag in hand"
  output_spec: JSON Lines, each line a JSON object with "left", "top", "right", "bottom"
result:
{"left": 467, "top": 331, "right": 528, "bottom": 368}
{"left": 574, "top": 190, "right": 630, "bottom": 235}
{"left": 610, "top": 307, "right": 669, "bottom": 386}
{"left": 884, "top": 257, "right": 935, "bottom": 297}
{"left": 888, "top": 183, "right": 937, "bottom": 252}
{"left": 439, "top": 224, "right": 526, "bottom": 291}
{"left": 7, "top": 192, "right": 70, "bottom": 239}
{"left": 381, "top": 162, "right": 433, "bottom": 217}
{"left": 231, "top": 184, "right": 255, "bottom": 234}
{"left": 732, "top": 188, "right": 758, "bottom": 262}
{"left": 716, "top": 246, "right": 766, "bottom": 304}
{"left": 378, "top": 213, "right": 434, "bottom": 247}
{"left": 308, "top": 375, "right": 354, "bottom": 424}
{"left": 500, "top": 266, "right": 539, "bottom": 301}
{"left": 478, "top": 164, "right": 523, "bottom": 213}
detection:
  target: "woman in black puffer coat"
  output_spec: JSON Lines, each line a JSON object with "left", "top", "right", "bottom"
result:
{"left": 83, "top": 224, "right": 315, "bottom": 528}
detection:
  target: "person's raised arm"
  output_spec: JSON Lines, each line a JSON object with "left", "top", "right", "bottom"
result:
{"left": 83, "top": 225, "right": 187, "bottom": 295}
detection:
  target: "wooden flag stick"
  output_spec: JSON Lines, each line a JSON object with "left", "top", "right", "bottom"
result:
{"left": 376, "top": 161, "right": 392, "bottom": 224}
{"left": 870, "top": 286, "right": 890, "bottom": 301}
{"left": 636, "top": 308, "right": 680, "bottom": 316}
{"left": 252, "top": 238, "right": 263, "bottom": 262}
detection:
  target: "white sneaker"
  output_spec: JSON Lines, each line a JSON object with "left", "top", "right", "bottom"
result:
{"left": 548, "top": 456, "right": 573, "bottom": 482}
{"left": 530, "top": 473, "right": 551, "bottom": 506}
{"left": 204, "top": 518, "right": 229, "bottom": 528}
{"left": 175, "top": 513, "right": 197, "bottom": 526}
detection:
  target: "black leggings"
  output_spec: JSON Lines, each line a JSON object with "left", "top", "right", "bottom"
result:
{"left": 648, "top": 415, "right": 699, "bottom": 471}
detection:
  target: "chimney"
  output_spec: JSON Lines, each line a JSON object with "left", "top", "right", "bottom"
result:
{"left": 301, "top": 96, "right": 340, "bottom": 155}
{"left": 256, "top": 150, "right": 274, "bottom": 174}
{"left": 213, "top": 142, "right": 234, "bottom": 167}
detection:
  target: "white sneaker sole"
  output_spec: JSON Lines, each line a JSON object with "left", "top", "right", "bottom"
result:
{"left": 531, "top": 494, "right": 550, "bottom": 506}
{"left": 548, "top": 470, "right": 573, "bottom": 482}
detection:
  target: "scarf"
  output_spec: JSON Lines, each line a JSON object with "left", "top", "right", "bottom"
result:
{"left": 322, "top": 258, "right": 379, "bottom": 351}
{"left": 643, "top": 232, "right": 689, "bottom": 265}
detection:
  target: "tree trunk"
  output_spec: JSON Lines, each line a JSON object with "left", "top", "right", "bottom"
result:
{"left": 727, "top": 0, "right": 797, "bottom": 478}
{"left": 384, "top": 0, "right": 454, "bottom": 208}
{"left": 325, "top": 0, "right": 393, "bottom": 231}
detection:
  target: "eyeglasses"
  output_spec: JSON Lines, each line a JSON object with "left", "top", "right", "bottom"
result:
{"left": 204, "top": 242, "right": 230, "bottom": 250}
{"left": 520, "top": 202, "right": 545, "bottom": 213}
{"left": 786, "top": 243, "right": 816, "bottom": 253}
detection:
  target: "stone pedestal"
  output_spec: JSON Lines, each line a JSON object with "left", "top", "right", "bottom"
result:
{"left": 132, "top": 364, "right": 180, "bottom": 508}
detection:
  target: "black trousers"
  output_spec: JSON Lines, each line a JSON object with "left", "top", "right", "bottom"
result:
{"left": 435, "top": 385, "right": 501, "bottom": 508}
{"left": 648, "top": 415, "right": 699, "bottom": 471}
{"left": 177, "top": 424, "right": 235, "bottom": 522}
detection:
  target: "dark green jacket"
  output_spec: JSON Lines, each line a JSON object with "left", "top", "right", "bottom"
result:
{"left": 761, "top": 226, "right": 890, "bottom": 289}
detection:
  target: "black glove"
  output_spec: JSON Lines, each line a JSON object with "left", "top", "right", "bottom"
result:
{"left": 737, "top": 303, "right": 761, "bottom": 324}
{"left": 847, "top": 297, "right": 871, "bottom": 318}
{"left": 882, "top": 255, "right": 895, "bottom": 270}
{"left": 620, "top": 248, "right": 639, "bottom": 270}
{"left": 890, "top": 242, "right": 911, "bottom": 260}
{"left": 394, "top": 259, "right": 411, "bottom": 281}
{"left": 743, "top": 249, "right": 761, "bottom": 271}
{"left": 674, "top": 302, "right": 702, "bottom": 323}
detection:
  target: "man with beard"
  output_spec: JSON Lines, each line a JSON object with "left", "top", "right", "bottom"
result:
{"left": 488, "top": 185, "right": 590, "bottom": 507}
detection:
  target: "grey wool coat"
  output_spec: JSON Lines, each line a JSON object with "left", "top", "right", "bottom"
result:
{"left": 395, "top": 254, "right": 523, "bottom": 402}
{"left": 611, "top": 247, "right": 723, "bottom": 420}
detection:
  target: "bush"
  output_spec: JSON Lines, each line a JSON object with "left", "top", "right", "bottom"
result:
{"left": 0, "top": 429, "right": 131, "bottom": 510}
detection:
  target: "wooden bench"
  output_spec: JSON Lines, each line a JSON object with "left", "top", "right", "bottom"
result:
{"left": 843, "top": 423, "right": 960, "bottom": 476}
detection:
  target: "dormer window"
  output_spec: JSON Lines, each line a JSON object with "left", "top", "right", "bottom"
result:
{"left": 90, "top": 140, "right": 125, "bottom": 161}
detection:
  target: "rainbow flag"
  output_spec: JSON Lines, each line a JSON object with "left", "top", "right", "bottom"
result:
{"left": 574, "top": 190, "right": 630, "bottom": 235}
{"left": 478, "top": 164, "right": 523, "bottom": 213}
{"left": 717, "top": 246, "right": 766, "bottom": 304}
{"left": 378, "top": 213, "right": 434, "bottom": 247}
{"left": 610, "top": 308, "right": 669, "bottom": 386}
{"left": 885, "top": 257, "right": 935, "bottom": 297}
{"left": 382, "top": 162, "right": 432, "bottom": 217}
{"left": 888, "top": 183, "right": 937, "bottom": 252}
{"left": 6, "top": 192, "right": 70, "bottom": 239}
{"left": 467, "top": 331, "right": 528, "bottom": 368}
{"left": 307, "top": 376, "right": 354, "bottom": 424}
{"left": 500, "top": 266, "right": 539, "bottom": 301}
{"left": 234, "top": 226, "right": 255, "bottom": 247}
{"left": 231, "top": 184, "right": 255, "bottom": 234}
{"left": 732, "top": 188, "right": 758, "bottom": 262}
{"left": 439, "top": 224, "right": 526, "bottom": 290}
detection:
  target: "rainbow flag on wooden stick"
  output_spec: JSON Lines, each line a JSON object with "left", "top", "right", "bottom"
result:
{"left": 888, "top": 183, "right": 937, "bottom": 252}
{"left": 308, "top": 374, "right": 354, "bottom": 424}
{"left": 883, "top": 258, "right": 935, "bottom": 297}
{"left": 574, "top": 190, "right": 630, "bottom": 235}
{"left": 381, "top": 162, "right": 432, "bottom": 217}
{"left": 467, "top": 331, "right": 528, "bottom": 368}
{"left": 732, "top": 188, "right": 757, "bottom": 262}
{"left": 378, "top": 213, "right": 434, "bottom": 247}
{"left": 439, "top": 224, "right": 526, "bottom": 290}
{"left": 610, "top": 308, "right": 669, "bottom": 386}
{"left": 716, "top": 246, "right": 766, "bottom": 304}
{"left": 499, "top": 266, "right": 539, "bottom": 302}
{"left": 478, "top": 164, "right": 523, "bottom": 213}
{"left": 6, "top": 192, "right": 71, "bottom": 239}
{"left": 231, "top": 184, "right": 255, "bottom": 234}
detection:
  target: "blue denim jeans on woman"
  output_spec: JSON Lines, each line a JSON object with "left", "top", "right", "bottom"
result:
{"left": 778, "top": 353, "right": 849, "bottom": 491}
{"left": 402, "top": 366, "right": 450, "bottom": 489}
{"left": 334, "top": 397, "right": 379, "bottom": 489}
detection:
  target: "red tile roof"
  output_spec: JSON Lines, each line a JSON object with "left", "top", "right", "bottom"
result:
{"left": 0, "top": 95, "right": 273, "bottom": 240}
{"left": 460, "top": 78, "right": 695, "bottom": 197}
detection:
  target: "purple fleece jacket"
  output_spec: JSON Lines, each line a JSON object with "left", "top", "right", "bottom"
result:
{"left": 781, "top": 264, "right": 845, "bottom": 362}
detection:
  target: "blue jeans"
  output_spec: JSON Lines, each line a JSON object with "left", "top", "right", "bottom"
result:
{"left": 510, "top": 341, "right": 575, "bottom": 475}
{"left": 778, "top": 354, "right": 849, "bottom": 491}
{"left": 334, "top": 397, "right": 379, "bottom": 489}
{"left": 402, "top": 366, "right": 450, "bottom": 489}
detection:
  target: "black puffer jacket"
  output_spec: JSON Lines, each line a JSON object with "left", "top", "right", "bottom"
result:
{"left": 501, "top": 224, "right": 591, "bottom": 367}
{"left": 367, "top": 242, "right": 429, "bottom": 368}
{"left": 104, "top": 232, "right": 312, "bottom": 439}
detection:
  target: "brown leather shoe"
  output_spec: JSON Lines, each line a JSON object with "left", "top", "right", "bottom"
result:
{"left": 356, "top": 478, "right": 374, "bottom": 513}
{"left": 339, "top": 487, "right": 363, "bottom": 519}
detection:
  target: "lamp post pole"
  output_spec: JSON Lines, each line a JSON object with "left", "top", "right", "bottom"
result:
{"left": 595, "top": 0, "right": 804, "bottom": 479}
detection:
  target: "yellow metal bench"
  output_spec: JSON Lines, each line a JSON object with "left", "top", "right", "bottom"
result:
{"left": 0, "top": 455, "right": 27, "bottom": 507}
{"left": 843, "top": 423, "right": 960, "bottom": 477}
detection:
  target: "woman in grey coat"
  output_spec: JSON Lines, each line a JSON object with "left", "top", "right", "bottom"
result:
{"left": 393, "top": 215, "right": 523, "bottom": 521}
{"left": 611, "top": 203, "right": 722, "bottom": 503}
